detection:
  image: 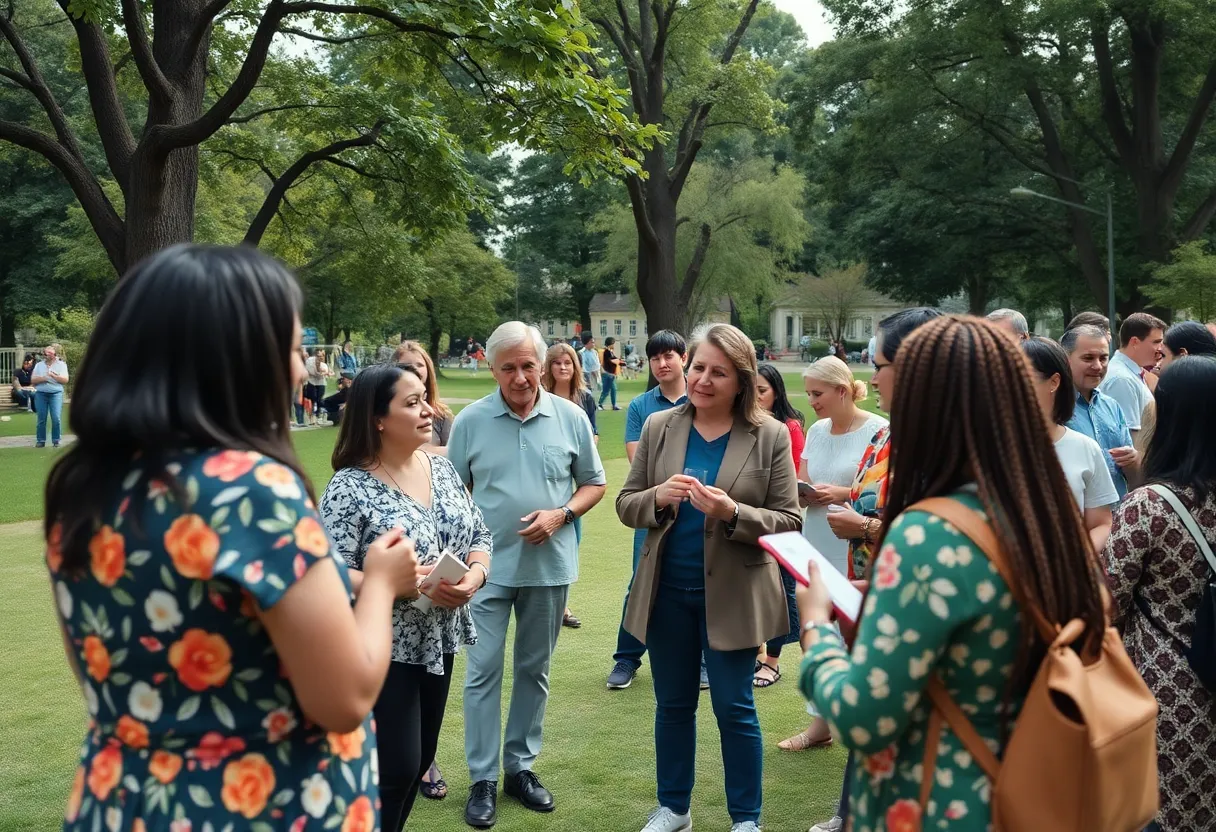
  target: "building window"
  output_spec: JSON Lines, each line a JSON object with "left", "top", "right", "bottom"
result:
{"left": 547, "top": 321, "right": 554, "bottom": 336}
{"left": 786, "top": 315, "right": 794, "bottom": 349}
{"left": 614, "top": 319, "right": 622, "bottom": 335}
{"left": 629, "top": 320, "right": 637, "bottom": 336}
{"left": 863, "top": 317, "right": 873, "bottom": 337}
{"left": 600, "top": 319, "right": 607, "bottom": 336}
{"left": 563, "top": 322, "right": 569, "bottom": 335}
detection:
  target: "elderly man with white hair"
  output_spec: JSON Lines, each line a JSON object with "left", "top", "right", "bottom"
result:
{"left": 986, "top": 307, "right": 1030, "bottom": 340}
{"left": 448, "top": 321, "right": 607, "bottom": 828}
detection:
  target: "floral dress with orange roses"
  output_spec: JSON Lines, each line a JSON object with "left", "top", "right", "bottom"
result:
{"left": 799, "top": 491, "right": 1025, "bottom": 832}
{"left": 53, "top": 449, "right": 380, "bottom": 832}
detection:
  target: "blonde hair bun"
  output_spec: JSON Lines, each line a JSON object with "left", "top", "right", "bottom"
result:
{"left": 802, "top": 355, "right": 864, "bottom": 402}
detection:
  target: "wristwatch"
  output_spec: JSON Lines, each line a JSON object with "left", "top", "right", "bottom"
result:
{"left": 560, "top": 505, "right": 576, "bottom": 525}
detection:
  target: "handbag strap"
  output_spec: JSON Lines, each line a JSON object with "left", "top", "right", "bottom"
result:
{"left": 1148, "top": 484, "right": 1216, "bottom": 575}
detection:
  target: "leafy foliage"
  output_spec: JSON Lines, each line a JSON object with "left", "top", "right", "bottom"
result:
{"left": 1146, "top": 242, "right": 1216, "bottom": 322}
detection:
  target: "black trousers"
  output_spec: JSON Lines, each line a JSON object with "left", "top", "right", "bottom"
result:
{"left": 374, "top": 654, "right": 454, "bottom": 832}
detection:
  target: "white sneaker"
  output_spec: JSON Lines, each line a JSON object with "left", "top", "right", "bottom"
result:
{"left": 809, "top": 817, "right": 843, "bottom": 832}
{"left": 731, "top": 823, "right": 761, "bottom": 832}
{"left": 642, "top": 806, "right": 691, "bottom": 832}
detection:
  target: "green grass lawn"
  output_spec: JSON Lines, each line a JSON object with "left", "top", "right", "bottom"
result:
{"left": 0, "top": 367, "right": 875, "bottom": 829}
{"left": 0, "top": 454, "right": 848, "bottom": 832}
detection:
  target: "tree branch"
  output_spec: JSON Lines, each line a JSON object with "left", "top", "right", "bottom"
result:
{"left": 624, "top": 174, "right": 659, "bottom": 247}
{"left": 185, "top": 0, "right": 235, "bottom": 61}
{"left": 1161, "top": 59, "right": 1216, "bottom": 203}
{"left": 1181, "top": 185, "right": 1216, "bottom": 242}
{"left": 0, "top": 118, "right": 124, "bottom": 266}
{"left": 57, "top": 2, "right": 136, "bottom": 184}
{"left": 591, "top": 16, "right": 646, "bottom": 115}
{"left": 0, "top": 13, "right": 86, "bottom": 160}
{"left": 668, "top": 0, "right": 760, "bottom": 201}
{"left": 679, "top": 222, "right": 711, "bottom": 301}
{"left": 156, "top": 1, "right": 463, "bottom": 152}
{"left": 279, "top": 25, "right": 386, "bottom": 45}
{"left": 120, "top": 0, "right": 172, "bottom": 103}
{"left": 226, "top": 102, "right": 341, "bottom": 124}
{"left": 1091, "top": 19, "right": 1135, "bottom": 165}
{"left": 244, "top": 121, "right": 386, "bottom": 246}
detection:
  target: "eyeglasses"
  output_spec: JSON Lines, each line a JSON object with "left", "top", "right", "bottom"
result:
{"left": 872, "top": 361, "right": 891, "bottom": 373}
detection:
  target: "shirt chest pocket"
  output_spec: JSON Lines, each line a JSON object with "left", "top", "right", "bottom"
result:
{"left": 542, "top": 445, "right": 570, "bottom": 481}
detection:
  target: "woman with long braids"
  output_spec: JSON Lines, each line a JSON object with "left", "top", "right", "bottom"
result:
{"left": 797, "top": 316, "right": 1109, "bottom": 831}
{"left": 804, "top": 308, "right": 939, "bottom": 832}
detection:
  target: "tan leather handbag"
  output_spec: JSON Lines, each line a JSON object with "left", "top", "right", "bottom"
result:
{"left": 909, "top": 498, "right": 1159, "bottom": 832}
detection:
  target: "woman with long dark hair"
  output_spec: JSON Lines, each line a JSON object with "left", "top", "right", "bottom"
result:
{"left": 1105, "top": 356, "right": 1216, "bottom": 832}
{"left": 1160, "top": 320, "right": 1216, "bottom": 369}
{"left": 320, "top": 362, "right": 491, "bottom": 830}
{"left": 752, "top": 363, "right": 806, "bottom": 689}
{"left": 47, "top": 245, "right": 420, "bottom": 831}
{"left": 1022, "top": 337, "right": 1118, "bottom": 551}
{"left": 755, "top": 363, "right": 805, "bottom": 468}
{"left": 797, "top": 316, "right": 1109, "bottom": 831}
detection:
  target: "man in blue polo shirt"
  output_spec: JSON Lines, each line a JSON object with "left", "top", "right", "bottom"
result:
{"left": 1099, "top": 312, "right": 1164, "bottom": 435}
{"left": 450, "top": 322, "right": 607, "bottom": 827}
{"left": 606, "top": 329, "right": 690, "bottom": 690}
{"left": 1063, "top": 324, "right": 1139, "bottom": 499}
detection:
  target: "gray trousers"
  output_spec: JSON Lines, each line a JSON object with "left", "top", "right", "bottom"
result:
{"left": 464, "top": 583, "right": 569, "bottom": 783}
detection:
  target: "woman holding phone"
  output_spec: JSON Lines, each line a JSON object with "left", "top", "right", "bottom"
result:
{"left": 617, "top": 323, "right": 801, "bottom": 832}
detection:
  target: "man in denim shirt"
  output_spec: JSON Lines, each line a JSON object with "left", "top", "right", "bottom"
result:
{"left": 1063, "top": 325, "right": 1138, "bottom": 499}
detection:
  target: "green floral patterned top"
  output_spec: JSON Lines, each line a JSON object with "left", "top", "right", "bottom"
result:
{"left": 799, "top": 492, "right": 1023, "bottom": 831}
{"left": 52, "top": 449, "right": 379, "bottom": 832}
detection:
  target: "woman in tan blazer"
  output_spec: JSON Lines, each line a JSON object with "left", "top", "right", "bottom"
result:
{"left": 617, "top": 324, "right": 801, "bottom": 832}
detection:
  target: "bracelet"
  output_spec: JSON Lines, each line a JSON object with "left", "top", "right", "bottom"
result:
{"left": 471, "top": 562, "right": 489, "bottom": 588}
{"left": 862, "top": 517, "right": 875, "bottom": 542}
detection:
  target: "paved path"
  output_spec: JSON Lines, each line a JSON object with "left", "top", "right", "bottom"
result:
{"left": 0, "top": 434, "right": 75, "bottom": 449}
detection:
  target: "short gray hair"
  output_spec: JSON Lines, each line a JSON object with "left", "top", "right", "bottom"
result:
{"left": 1060, "top": 324, "right": 1109, "bottom": 354}
{"left": 486, "top": 321, "right": 546, "bottom": 367}
{"left": 986, "top": 308, "right": 1029, "bottom": 336}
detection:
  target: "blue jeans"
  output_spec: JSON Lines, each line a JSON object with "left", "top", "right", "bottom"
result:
{"left": 613, "top": 530, "right": 649, "bottom": 667}
{"left": 35, "top": 390, "right": 63, "bottom": 445}
{"left": 598, "top": 373, "right": 618, "bottom": 407}
{"left": 765, "top": 570, "right": 799, "bottom": 658}
{"left": 648, "top": 584, "right": 763, "bottom": 823}
{"left": 14, "top": 388, "right": 34, "bottom": 410}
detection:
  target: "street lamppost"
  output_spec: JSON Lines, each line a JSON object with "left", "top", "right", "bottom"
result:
{"left": 1010, "top": 184, "right": 1116, "bottom": 344}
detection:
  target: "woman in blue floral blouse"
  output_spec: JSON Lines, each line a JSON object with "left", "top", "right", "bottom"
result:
{"left": 321, "top": 362, "right": 491, "bottom": 830}
{"left": 46, "top": 245, "right": 422, "bottom": 831}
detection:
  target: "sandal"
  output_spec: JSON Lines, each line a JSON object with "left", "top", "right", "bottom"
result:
{"left": 562, "top": 611, "right": 582, "bottom": 629}
{"left": 778, "top": 725, "right": 833, "bottom": 752}
{"left": 419, "top": 761, "right": 447, "bottom": 800}
{"left": 753, "top": 661, "right": 781, "bottom": 688}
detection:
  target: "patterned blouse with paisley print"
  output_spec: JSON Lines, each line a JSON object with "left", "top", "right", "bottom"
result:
{"left": 52, "top": 449, "right": 380, "bottom": 832}
{"left": 847, "top": 425, "right": 892, "bottom": 579}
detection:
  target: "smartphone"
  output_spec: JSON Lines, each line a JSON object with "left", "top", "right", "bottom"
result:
{"left": 797, "top": 481, "right": 819, "bottom": 500}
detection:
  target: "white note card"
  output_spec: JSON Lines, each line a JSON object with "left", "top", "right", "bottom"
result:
{"left": 758, "top": 531, "right": 863, "bottom": 624}
{"left": 412, "top": 551, "right": 470, "bottom": 612}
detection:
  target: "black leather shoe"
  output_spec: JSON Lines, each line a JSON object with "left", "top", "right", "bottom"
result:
{"left": 504, "top": 770, "right": 555, "bottom": 812}
{"left": 465, "top": 780, "right": 498, "bottom": 828}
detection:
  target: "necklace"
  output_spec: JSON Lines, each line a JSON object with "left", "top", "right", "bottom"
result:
{"left": 377, "top": 451, "right": 422, "bottom": 497}
{"left": 832, "top": 410, "right": 862, "bottom": 436}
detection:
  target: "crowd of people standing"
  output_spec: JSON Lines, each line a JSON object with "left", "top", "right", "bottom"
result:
{"left": 36, "top": 242, "right": 1216, "bottom": 832}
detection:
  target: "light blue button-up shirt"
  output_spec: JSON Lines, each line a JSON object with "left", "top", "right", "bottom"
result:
{"left": 1098, "top": 350, "right": 1152, "bottom": 431}
{"left": 448, "top": 389, "right": 606, "bottom": 588}
{"left": 1066, "top": 389, "right": 1133, "bottom": 500}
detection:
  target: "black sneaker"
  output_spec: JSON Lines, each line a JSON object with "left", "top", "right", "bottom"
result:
{"left": 607, "top": 660, "right": 637, "bottom": 689}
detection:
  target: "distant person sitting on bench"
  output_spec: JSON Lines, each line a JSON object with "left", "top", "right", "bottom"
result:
{"left": 324, "top": 375, "right": 354, "bottom": 425}
{"left": 12, "top": 353, "right": 35, "bottom": 411}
